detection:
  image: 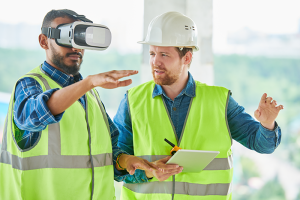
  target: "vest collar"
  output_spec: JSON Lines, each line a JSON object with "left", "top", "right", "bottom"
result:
{"left": 42, "top": 61, "right": 83, "bottom": 88}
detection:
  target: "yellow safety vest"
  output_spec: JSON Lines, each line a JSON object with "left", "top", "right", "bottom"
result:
{"left": 0, "top": 66, "right": 116, "bottom": 200}
{"left": 122, "top": 80, "right": 233, "bottom": 200}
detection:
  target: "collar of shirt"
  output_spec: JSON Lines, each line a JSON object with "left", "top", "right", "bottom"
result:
{"left": 42, "top": 61, "right": 83, "bottom": 87}
{"left": 152, "top": 71, "right": 196, "bottom": 100}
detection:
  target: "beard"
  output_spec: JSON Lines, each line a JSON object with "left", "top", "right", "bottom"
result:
{"left": 50, "top": 44, "right": 83, "bottom": 76}
{"left": 152, "top": 67, "right": 181, "bottom": 86}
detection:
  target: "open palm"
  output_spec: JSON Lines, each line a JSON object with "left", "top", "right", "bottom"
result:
{"left": 91, "top": 70, "right": 138, "bottom": 89}
{"left": 254, "top": 93, "right": 284, "bottom": 129}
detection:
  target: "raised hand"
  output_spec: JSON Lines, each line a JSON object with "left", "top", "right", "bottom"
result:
{"left": 144, "top": 156, "right": 183, "bottom": 182}
{"left": 254, "top": 93, "right": 284, "bottom": 130}
{"left": 89, "top": 70, "right": 138, "bottom": 89}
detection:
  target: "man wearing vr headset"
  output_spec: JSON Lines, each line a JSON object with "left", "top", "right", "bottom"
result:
{"left": 114, "top": 12, "right": 284, "bottom": 200}
{"left": 0, "top": 9, "right": 158, "bottom": 200}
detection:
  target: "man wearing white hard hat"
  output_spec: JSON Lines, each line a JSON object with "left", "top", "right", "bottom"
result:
{"left": 114, "top": 12, "right": 284, "bottom": 200}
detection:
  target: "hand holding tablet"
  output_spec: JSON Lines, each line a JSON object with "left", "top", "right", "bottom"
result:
{"left": 166, "top": 149, "right": 220, "bottom": 173}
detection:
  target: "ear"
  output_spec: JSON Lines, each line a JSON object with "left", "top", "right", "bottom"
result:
{"left": 39, "top": 34, "right": 49, "bottom": 50}
{"left": 183, "top": 51, "right": 193, "bottom": 65}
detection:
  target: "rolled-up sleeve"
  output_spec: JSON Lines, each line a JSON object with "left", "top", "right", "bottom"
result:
{"left": 113, "top": 93, "right": 150, "bottom": 183}
{"left": 14, "top": 77, "right": 64, "bottom": 132}
{"left": 228, "top": 95, "right": 281, "bottom": 154}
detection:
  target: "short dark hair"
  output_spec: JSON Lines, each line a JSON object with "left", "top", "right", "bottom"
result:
{"left": 175, "top": 47, "right": 193, "bottom": 68}
{"left": 41, "top": 9, "right": 77, "bottom": 29}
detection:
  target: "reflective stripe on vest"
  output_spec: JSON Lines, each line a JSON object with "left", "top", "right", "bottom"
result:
{"left": 0, "top": 72, "right": 113, "bottom": 169}
{"left": 0, "top": 67, "right": 115, "bottom": 200}
{"left": 124, "top": 181, "right": 232, "bottom": 196}
{"left": 122, "top": 80, "right": 233, "bottom": 200}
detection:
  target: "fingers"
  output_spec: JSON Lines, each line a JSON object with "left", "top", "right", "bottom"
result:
{"left": 133, "top": 160, "right": 159, "bottom": 173}
{"left": 158, "top": 156, "right": 172, "bottom": 164}
{"left": 161, "top": 163, "right": 180, "bottom": 170}
{"left": 260, "top": 93, "right": 284, "bottom": 110}
{"left": 276, "top": 105, "right": 284, "bottom": 110}
{"left": 138, "top": 160, "right": 158, "bottom": 172}
{"left": 260, "top": 93, "right": 274, "bottom": 104}
{"left": 254, "top": 109, "right": 261, "bottom": 119}
{"left": 266, "top": 97, "right": 273, "bottom": 104}
{"left": 272, "top": 100, "right": 277, "bottom": 106}
{"left": 144, "top": 160, "right": 160, "bottom": 171}
{"left": 260, "top": 93, "right": 268, "bottom": 102}
{"left": 109, "top": 70, "right": 138, "bottom": 80}
{"left": 105, "top": 76, "right": 118, "bottom": 84}
{"left": 117, "top": 79, "right": 132, "bottom": 87}
{"left": 156, "top": 167, "right": 183, "bottom": 181}
{"left": 162, "top": 166, "right": 183, "bottom": 173}
{"left": 126, "top": 165, "right": 136, "bottom": 175}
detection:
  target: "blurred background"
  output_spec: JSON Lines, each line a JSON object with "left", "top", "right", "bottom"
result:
{"left": 0, "top": 0, "right": 299, "bottom": 199}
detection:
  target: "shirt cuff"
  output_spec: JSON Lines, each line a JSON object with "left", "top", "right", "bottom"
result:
{"left": 259, "top": 121, "right": 280, "bottom": 146}
{"left": 260, "top": 121, "right": 279, "bottom": 134}
{"left": 113, "top": 151, "right": 129, "bottom": 181}
{"left": 133, "top": 169, "right": 149, "bottom": 183}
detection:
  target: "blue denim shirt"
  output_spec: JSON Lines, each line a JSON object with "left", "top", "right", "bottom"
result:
{"left": 113, "top": 72, "right": 281, "bottom": 183}
{"left": 13, "top": 61, "right": 128, "bottom": 179}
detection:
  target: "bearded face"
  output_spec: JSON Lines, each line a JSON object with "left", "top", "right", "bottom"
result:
{"left": 152, "top": 65, "right": 183, "bottom": 86}
{"left": 149, "top": 46, "right": 185, "bottom": 86}
{"left": 49, "top": 42, "right": 83, "bottom": 75}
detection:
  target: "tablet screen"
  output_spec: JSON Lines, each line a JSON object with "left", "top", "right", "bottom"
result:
{"left": 166, "top": 149, "right": 220, "bottom": 173}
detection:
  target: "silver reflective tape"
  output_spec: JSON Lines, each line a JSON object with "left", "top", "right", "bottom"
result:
{"left": 1, "top": 115, "right": 8, "bottom": 151}
{"left": 0, "top": 150, "right": 112, "bottom": 170}
{"left": 48, "top": 123, "right": 61, "bottom": 155}
{"left": 85, "top": 93, "right": 95, "bottom": 200}
{"left": 124, "top": 181, "right": 231, "bottom": 196}
{"left": 91, "top": 89, "right": 111, "bottom": 135}
{"left": 26, "top": 73, "right": 62, "bottom": 155}
{"left": 93, "top": 152, "right": 113, "bottom": 167}
{"left": 138, "top": 154, "right": 233, "bottom": 170}
{"left": 124, "top": 181, "right": 173, "bottom": 194}
{"left": 204, "top": 155, "right": 233, "bottom": 170}
{"left": 26, "top": 73, "right": 51, "bottom": 90}
{"left": 174, "top": 182, "right": 231, "bottom": 196}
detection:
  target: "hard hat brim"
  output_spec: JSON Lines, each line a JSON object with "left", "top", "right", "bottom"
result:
{"left": 137, "top": 41, "right": 199, "bottom": 52}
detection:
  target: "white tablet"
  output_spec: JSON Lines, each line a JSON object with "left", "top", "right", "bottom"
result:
{"left": 166, "top": 149, "right": 220, "bottom": 173}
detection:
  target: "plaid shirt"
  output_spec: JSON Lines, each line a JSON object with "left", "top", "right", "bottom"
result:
{"left": 13, "top": 61, "right": 128, "bottom": 178}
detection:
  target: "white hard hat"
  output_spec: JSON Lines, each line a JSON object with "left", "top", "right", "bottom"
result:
{"left": 138, "top": 11, "right": 199, "bottom": 51}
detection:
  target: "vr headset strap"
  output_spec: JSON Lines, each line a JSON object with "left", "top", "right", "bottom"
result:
{"left": 41, "top": 27, "right": 61, "bottom": 39}
{"left": 41, "top": 9, "right": 93, "bottom": 39}
{"left": 60, "top": 9, "right": 93, "bottom": 23}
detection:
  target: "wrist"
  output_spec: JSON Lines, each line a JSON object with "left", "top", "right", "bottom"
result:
{"left": 116, "top": 153, "right": 127, "bottom": 171}
{"left": 85, "top": 75, "right": 95, "bottom": 90}
{"left": 260, "top": 121, "right": 275, "bottom": 130}
{"left": 118, "top": 154, "right": 133, "bottom": 170}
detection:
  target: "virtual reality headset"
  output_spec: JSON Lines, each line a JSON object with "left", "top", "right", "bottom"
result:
{"left": 41, "top": 9, "right": 111, "bottom": 51}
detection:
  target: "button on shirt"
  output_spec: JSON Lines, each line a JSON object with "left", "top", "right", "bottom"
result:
{"left": 13, "top": 61, "right": 128, "bottom": 178}
{"left": 113, "top": 72, "right": 281, "bottom": 183}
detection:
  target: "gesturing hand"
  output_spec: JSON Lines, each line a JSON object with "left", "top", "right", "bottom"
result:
{"left": 117, "top": 154, "right": 160, "bottom": 175}
{"left": 89, "top": 70, "right": 138, "bottom": 89}
{"left": 144, "top": 156, "right": 183, "bottom": 182}
{"left": 254, "top": 93, "right": 284, "bottom": 130}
